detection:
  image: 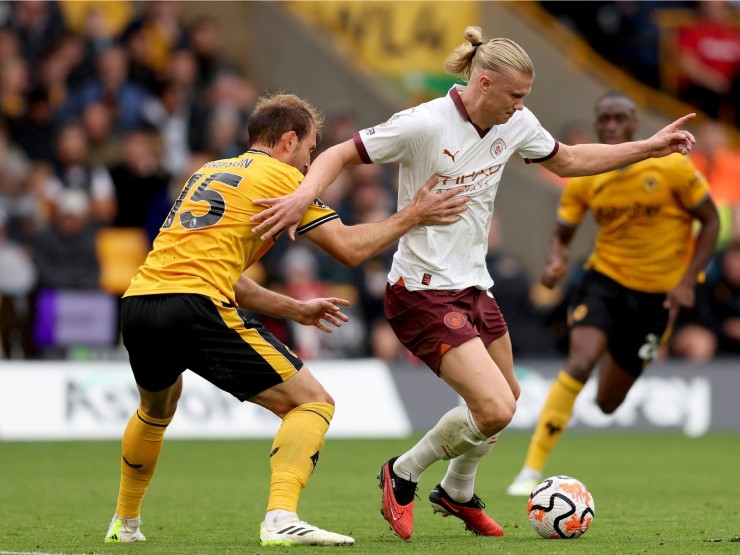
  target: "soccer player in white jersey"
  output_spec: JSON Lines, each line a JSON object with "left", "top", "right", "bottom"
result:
{"left": 251, "top": 26, "right": 698, "bottom": 540}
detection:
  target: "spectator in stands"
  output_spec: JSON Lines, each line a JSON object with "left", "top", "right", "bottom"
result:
{"left": 690, "top": 120, "right": 740, "bottom": 249}
{"left": 44, "top": 122, "right": 116, "bottom": 224}
{"left": 108, "top": 129, "right": 170, "bottom": 241}
{"left": 11, "top": 87, "right": 56, "bottom": 162}
{"left": 671, "top": 242, "right": 740, "bottom": 360}
{"left": 65, "top": 32, "right": 95, "bottom": 86}
{"left": 206, "top": 104, "right": 243, "bottom": 159}
{"left": 0, "top": 55, "right": 29, "bottom": 125}
{"left": 120, "top": 1, "right": 189, "bottom": 77}
{"left": 340, "top": 164, "right": 404, "bottom": 362}
{"left": 60, "top": 45, "right": 154, "bottom": 131}
{"left": 157, "top": 50, "right": 202, "bottom": 167}
{"left": 82, "top": 101, "right": 121, "bottom": 167}
{"left": 188, "top": 16, "right": 233, "bottom": 94}
{"left": 164, "top": 47, "right": 198, "bottom": 92}
{"left": 36, "top": 35, "right": 83, "bottom": 114}
{"left": 0, "top": 122, "right": 41, "bottom": 242}
{"left": 0, "top": 207, "right": 37, "bottom": 359}
{"left": 279, "top": 246, "right": 332, "bottom": 360}
{"left": 190, "top": 68, "right": 255, "bottom": 154}
{"left": 676, "top": 0, "right": 740, "bottom": 125}
{"left": 141, "top": 80, "right": 191, "bottom": 176}
{"left": 7, "top": 1, "right": 67, "bottom": 67}
{"left": 539, "top": 1, "right": 671, "bottom": 89}
{"left": 29, "top": 188, "right": 100, "bottom": 290}
{"left": 57, "top": 0, "right": 134, "bottom": 42}
{"left": 123, "top": 25, "right": 164, "bottom": 93}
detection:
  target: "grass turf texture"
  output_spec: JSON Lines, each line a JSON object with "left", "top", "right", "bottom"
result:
{"left": 0, "top": 432, "right": 738, "bottom": 554}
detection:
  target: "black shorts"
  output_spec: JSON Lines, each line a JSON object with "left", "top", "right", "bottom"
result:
{"left": 568, "top": 270, "right": 669, "bottom": 375}
{"left": 121, "top": 294, "right": 303, "bottom": 401}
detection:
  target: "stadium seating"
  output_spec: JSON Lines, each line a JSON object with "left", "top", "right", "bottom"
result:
{"left": 96, "top": 227, "right": 150, "bottom": 296}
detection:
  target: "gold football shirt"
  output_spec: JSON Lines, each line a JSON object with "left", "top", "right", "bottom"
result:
{"left": 125, "top": 151, "right": 337, "bottom": 304}
{"left": 559, "top": 154, "right": 710, "bottom": 293}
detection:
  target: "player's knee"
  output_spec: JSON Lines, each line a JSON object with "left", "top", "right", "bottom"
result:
{"left": 475, "top": 399, "right": 516, "bottom": 436}
{"left": 510, "top": 380, "right": 521, "bottom": 401}
{"left": 315, "top": 392, "right": 335, "bottom": 407}
{"left": 565, "top": 357, "right": 596, "bottom": 382}
{"left": 140, "top": 400, "right": 177, "bottom": 420}
{"left": 596, "top": 395, "right": 622, "bottom": 415}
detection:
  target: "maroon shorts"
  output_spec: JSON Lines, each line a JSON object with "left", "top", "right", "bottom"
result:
{"left": 384, "top": 282, "right": 509, "bottom": 374}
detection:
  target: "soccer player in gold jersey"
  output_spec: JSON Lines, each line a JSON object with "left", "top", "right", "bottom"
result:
{"left": 103, "top": 93, "right": 468, "bottom": 546}
{"left": 507, "top": 92, "right": 720, "bottom": 496}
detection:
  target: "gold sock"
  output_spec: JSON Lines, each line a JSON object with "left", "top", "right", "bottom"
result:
{"left": 524, "top": 371, "right": 584, "bottom": 472}
{"left": 267, "top": 402, "right": 334, "bottom": 513}
{"left": 115, "top": 407, "right": 172, "bottom": 518}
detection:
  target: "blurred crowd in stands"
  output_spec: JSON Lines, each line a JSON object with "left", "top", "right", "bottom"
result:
{"left": 0, "top": 1, "right": 738, "bottom": 363}
{"left": 542, "top": 1, "right": 740, "bottom": 126}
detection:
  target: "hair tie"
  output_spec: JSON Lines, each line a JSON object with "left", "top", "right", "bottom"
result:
{"left": 473, "top": 41, "right": 483, "bottom": 48}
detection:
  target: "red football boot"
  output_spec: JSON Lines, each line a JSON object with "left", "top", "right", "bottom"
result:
{"left": 378, "top": 457, "right": 417, "bottom": 540}
{"left": 429, "top": 484, "right": 504, "bottom": 536}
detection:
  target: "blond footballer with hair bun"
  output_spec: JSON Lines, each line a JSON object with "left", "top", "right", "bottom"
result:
{"left": 251, "top": 26, "right": 700, "bottom": 541}
{"left": 445, "top": 25, "right": 534, "bottom": 80}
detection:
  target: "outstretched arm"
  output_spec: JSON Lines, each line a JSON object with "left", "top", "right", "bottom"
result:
{"left": 304, "top": 177, "right": 468, "bottom": 266}
{"left": 251, "top": 139, "right": 362, "bottom": 241}
{"left": 542, "top": 114, "right": 696, "bottom": 178}
{"left": 233, "top": 274, "right": 349, "bottom": 333}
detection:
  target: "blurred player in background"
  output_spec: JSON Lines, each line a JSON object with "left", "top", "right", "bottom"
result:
{"left": 249, "top": 27, "right": 698, "bottom": 540}
{"left": 507, "top": 92, "right": 719, "bottom": 496}
{"left": 104, "top": 93, "right": 466, "bottom": 547}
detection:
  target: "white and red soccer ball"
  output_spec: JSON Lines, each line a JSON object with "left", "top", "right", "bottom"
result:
{"left": 527, "top": 475, "right": 595, "bottom": 539}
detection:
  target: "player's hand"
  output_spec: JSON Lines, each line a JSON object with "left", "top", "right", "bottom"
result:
{"left": 541, "top": 259, "right": 566, "bottom": 289}
{"left": 296, "top": 297, "right": 350, "bottom": 333}
{"left": 647, "top": 114, "right": 696, "bottom": 158}
{"left": 663, "top": 282, "right": 695, "bottom": 332}
{"left": 410, "top": 177, "right": 468, "bottom": 225}
{"left": 251, "top": 189, "right": 315, "bottom": 242}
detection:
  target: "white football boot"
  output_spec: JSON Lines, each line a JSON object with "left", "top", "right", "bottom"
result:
{"left": 259, "top": 519, "right": 354, "bottom": 546}
{"left": 104, "top": 514, "right": 146, "bottom": 543}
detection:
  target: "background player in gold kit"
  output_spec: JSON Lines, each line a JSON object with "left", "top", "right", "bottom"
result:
{"left": 103, "top": 93, "right": 467, "bottom": 547}
{"left": 507, "top": 92, "right": 720, "bottom": 496}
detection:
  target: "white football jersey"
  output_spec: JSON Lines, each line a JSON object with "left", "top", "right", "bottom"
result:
{"left": 354, "top": 85, "right": 558, "bottom": 291}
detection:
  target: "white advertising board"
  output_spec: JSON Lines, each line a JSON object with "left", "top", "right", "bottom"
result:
{"left": 509, "top": 370, "right": 712, "bottom": 437}
{"left": 0, "top": 360, "right": 411, "bottom": 440}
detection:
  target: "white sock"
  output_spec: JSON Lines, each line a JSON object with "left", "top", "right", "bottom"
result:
{"left": 394, "top": 405, "right": 487, "bottom": 483}
{"left": 264, "top": 509, "right": 299, "bottom": 528}
{"left": 441, "top": 434, "right": 499, "bottom": 502}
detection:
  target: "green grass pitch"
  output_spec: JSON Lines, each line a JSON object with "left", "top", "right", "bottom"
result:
{"left": 0, "top": 432, "right": 738, "bottom": 554}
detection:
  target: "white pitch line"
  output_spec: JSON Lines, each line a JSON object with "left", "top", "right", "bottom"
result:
{"left": 0, "top": 551, "right": 110, "bottom": 555}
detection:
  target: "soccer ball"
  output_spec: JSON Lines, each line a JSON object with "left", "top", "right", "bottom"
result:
{"left": 527, "top": 475, "right": 595, "bottom": 539}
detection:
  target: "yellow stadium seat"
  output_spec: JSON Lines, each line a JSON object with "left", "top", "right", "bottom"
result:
{"left": 96, "top": 227, "right": 150, "bottom": 296}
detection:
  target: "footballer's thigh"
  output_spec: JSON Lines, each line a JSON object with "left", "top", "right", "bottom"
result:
{"left": 189, "top": 300, "right": 333, "bottom": 418}
{"left": 594, "top": 353, "right": 638, "bottom": 414}
{"left": 439, "top": 337, "right": 516, "bottom": 437}
{"left": 137, "top": 377, "right": 183, "bottom": 419}
{"left": 249, "top": 366, "right": 333, "bottom": 418}
{"left": 486, "top": 331, "right": 519, "bottom": 399}
{"left": 565, "top": 326, "right": 609, "bottom": 382}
